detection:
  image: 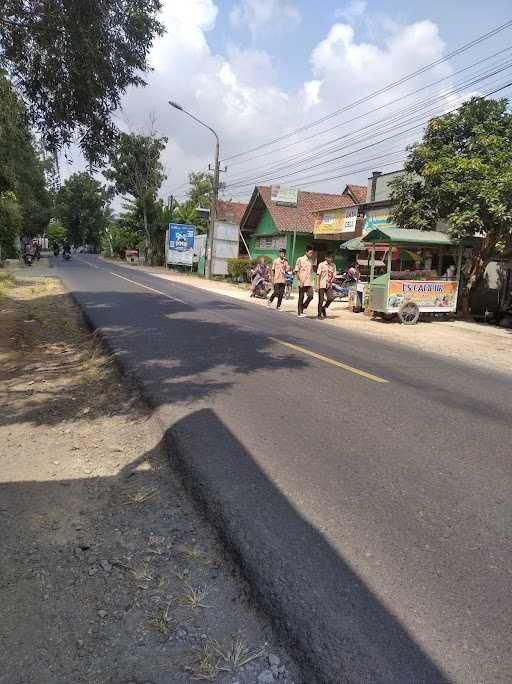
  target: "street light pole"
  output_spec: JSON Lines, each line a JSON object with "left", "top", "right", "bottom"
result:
{"left": 168, "top": 100, "right": 221, "bottom": 279}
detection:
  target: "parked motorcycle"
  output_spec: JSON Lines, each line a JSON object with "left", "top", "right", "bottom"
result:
{"left": 284, "top": 271, "right": 294, "bottom": 299}
{"left": 331, "top": 272, "right": 357, "bottom": 301}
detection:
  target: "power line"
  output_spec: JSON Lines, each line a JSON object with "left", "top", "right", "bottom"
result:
{"left": 226, "top": 45, "right": 512, "bottom": 172}
{"left": 225, "top": 59, "right": 512, "bottom": 185}
{"left": 221, "top": 19, "right": 512, "bottom": 163}
{"left": 224, "top": 65, "right": 512, "bottom": 189}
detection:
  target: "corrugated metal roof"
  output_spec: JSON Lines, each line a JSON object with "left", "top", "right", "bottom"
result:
{"left": 363, "top": 228, "right": 455, "bottom": 246}
{"left": 340, "top": 237, "right": 366, "bottom": 250}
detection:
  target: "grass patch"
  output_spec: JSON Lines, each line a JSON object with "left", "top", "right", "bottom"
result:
{"left": 180, "top": 582, "right": 211, "bottom": 610}
{"left": 189, "top": 636, "right": 265, "bottom": 680}
{"left": 0, "top": 271, "right": 16, "bottom": 289}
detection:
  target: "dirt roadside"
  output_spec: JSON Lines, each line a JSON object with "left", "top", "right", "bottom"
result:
{"left": 0, "top": 273, "right": 300, "bottom": 684}
{"left": 106, "top": 260, "right": 511, "bottom": 377}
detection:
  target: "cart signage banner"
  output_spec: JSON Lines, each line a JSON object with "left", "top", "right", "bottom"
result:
{"left": 387, "top": 280, "right": 458, "bottom": 310}
{"left": 168, "top": 223, "right": 195, "bottom": 266}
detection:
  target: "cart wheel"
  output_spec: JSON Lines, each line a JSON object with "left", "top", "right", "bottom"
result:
{"left": 398, "top": 301, "right": 420, "bottom": 325}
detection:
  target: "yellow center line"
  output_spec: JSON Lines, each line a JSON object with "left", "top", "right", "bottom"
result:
{"left": 271, "top": 338, "right": 389, "bottom": 384}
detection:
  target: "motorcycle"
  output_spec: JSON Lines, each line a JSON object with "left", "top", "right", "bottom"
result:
{"left": 284, "top": 271, "right": 294, "bottom": 299}
{"left": 23, "top": 252, "right": 33, "bottom": 267}
{"left": 63, "top": 249, "right": 71, "bottom": 261}
{"left": 252, "top": 278, "right": 272, "bottom": 299}
{"left": 331, "top": 273, "right": 357, "bottom": 301}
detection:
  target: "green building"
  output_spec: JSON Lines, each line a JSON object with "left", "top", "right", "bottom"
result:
{"left": 240, "top": 185, "right": 366, "bottom": 270}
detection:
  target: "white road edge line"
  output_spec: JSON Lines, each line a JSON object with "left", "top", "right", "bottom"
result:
{"left": 78, "top": 258, "right": 186, "bottom": 304}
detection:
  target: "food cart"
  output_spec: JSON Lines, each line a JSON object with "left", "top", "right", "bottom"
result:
{"left": 356, "top": 227, "right": 464, "bottom": 324}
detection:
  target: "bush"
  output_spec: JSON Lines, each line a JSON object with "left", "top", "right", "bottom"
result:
{"left": 227, "top": 256, "right": 273, "bottom": 282}
{"left": 227, "top": 257, "right": 251, "bottom": 281}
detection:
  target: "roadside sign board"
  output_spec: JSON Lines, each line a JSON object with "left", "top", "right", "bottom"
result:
{"left": 168, "top": 223, "right": 195, "bottom": 266}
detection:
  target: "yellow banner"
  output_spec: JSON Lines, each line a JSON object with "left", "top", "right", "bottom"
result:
{"left": 314, "top": 213, "right": 344, "bottom": 235}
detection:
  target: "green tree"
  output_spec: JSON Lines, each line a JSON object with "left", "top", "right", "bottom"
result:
{"left": 390, "top": 97, "right": 512, "bottom": 315}
{"left": 56, "top": 173, "right": 110, "bottom": 250}
{"left": 47, "top": 219, "right": 66, "bottom": 249}
{"left": 184, "top": 171, "right": 226, "bottom": 231}
{"left": 0, "top": 1, "right": 163, "bottom": 163}
{"left": 172, "top": 202, "right": 198, "bottom": 226}
{"left": 103, "top": 207, "right": 141, "bottom": 258}
{"left": 105, "top": 131, "right": 166, "bottom": 263}
{"left": 0, "top": 190, "right": 23, "bottom": 259}
{"left": 0, "top": 72, "right": 52, "bottom": 236}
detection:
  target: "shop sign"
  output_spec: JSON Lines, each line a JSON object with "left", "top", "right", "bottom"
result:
{"left": 343, "top": 206, "right": 358, "bottom": 232}
{"left": 387, "top": 280, "right": 458, "bottom": 310}
{"left": 314, "top": 210, "right": 344, "bottom": 235}
{"left": 271, "top": 185, "right": 298, "bottom": 207}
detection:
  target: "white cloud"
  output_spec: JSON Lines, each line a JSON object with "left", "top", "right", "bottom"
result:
{"left": 64, "top": 0, "right": 462, "bottom": 204}
{"left": 229, "top": 0, "right": 302, "bottom": 36}
{"left": 307, "top": 19, "right": 452, "bottom": 116}
{"left": 335, "top": 0, "right": 367, "bottom": 22}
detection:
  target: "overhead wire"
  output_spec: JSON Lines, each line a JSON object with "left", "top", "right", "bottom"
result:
{"left": 224, "top": 77, "right": 512, "bottom": 196}
{"left": 225, "top": 45, "right": 512, "bottom": 173}
{"left": 220, "top": 19, "right": 512, "bottom": 163}
{"left": 223, "top": 63, "right": 512, "bottom": 190}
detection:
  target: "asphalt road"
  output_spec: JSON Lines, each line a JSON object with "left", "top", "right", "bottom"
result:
{"left": 53, "top": 255, "right": 512, "bottom": 683}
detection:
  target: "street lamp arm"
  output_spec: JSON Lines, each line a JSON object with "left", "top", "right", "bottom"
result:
{"left": 168, "top": 101, "right": 219, "bottom": 144}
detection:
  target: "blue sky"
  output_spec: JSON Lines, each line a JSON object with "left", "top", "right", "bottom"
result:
{"left": 209, "top": 0, "right": 512, "bottom": 90}
{"left": 73, "top": 1, "right": 512, "bottom": 203}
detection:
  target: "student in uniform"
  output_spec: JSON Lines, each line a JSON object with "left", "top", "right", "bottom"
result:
{"left": 267, "top": 248, "right": 289, "bottom": 310}
{"left": 316, "top": 253, "right": 336, "bottom": 319}
{"left": 294, "top": 245, "right": 315, "bottom": 317}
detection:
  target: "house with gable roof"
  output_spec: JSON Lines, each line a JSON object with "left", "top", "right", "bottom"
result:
{"left": 239, "top": 184, "right": 366, "bottom": 269}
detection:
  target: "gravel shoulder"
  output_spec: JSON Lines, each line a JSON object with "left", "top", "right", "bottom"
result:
{"left": 0, "top": 273, "right": 299, "bottom": 684}
{"left": 111, "top": 261, "right": 512, "bottom": 377}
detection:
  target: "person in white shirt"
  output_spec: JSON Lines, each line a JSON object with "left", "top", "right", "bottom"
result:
{"left": 294, "top": 245, "right": 315, "bottom": 317}
{"left": 316, "top": 253, "right": 336, "bottom": 319}
{"left": 267, "top": 248, "right": 290, "bottom": 310}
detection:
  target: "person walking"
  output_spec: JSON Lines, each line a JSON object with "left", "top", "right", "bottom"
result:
{"left": 294, "top": 245, "right": 315, "bottom": 317}
{"left": 267, "top": 248, "right": 289, "bottom": 310}
{"left": 317, "top": 253, "right": 336, "bottom": 319}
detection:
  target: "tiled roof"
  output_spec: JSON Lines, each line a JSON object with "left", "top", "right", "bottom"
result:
{"left": 216, "top": 200, "right": 247, "bottom": 225}
{"left": 256, "top": 186, "right": 352, "bottom": 233}
{"left": 345, "top": 184, "right": 368, "bottom": 204}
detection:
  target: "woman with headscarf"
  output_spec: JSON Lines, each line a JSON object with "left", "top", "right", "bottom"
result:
{"left": 250, "top": 256, "right": 270, "bottom": 297}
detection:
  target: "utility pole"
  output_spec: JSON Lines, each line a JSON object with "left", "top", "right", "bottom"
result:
{"left": 168, "top": 100, "right": 226, "bottom": 279}
{"left": 207, "top": 138, "right": 220, "bottom": 279}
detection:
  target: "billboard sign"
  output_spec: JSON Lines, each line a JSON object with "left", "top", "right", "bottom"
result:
{"left": 271, "top": 185, "right": 298, "bottom": 207}
{"left": 168, "top": 223, "right": 195, "bottom": 266}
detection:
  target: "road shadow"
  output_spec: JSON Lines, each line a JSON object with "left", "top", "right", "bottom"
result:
{"left": 164, "top": 407, "right": 452, "bottom": 683}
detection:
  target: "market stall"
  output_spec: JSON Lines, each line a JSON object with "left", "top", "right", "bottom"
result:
{"left": 352, "top": 227, "right": 463, "bottom": 324}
